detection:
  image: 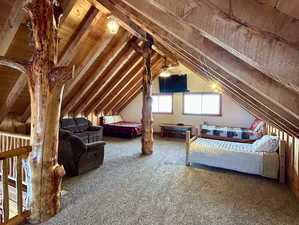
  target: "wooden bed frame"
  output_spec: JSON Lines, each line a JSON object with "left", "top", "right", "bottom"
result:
{"left": 185, "top": 126, "right": 286, "bottom": 183}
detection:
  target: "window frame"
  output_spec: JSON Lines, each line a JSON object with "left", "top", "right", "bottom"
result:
{"left": 152, "top": 93, "right": 174, "bottom": 114}
{"left": 182, "top": 92, "right": 222, "bottom": 116}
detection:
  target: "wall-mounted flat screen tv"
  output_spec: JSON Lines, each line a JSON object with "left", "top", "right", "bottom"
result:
{"left": 159, "top": 74, "right": 188, "bottom": 93}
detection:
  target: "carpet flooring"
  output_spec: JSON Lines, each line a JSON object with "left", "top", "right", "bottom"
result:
{"left": 41, "top": 136, "right": 299, "bottom": 225}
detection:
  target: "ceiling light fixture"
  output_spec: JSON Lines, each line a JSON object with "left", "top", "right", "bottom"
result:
{"left": 159, "top": 57, "right": 171, "bottom": 78}
{"left": 107, "top": 16, "right": 119, "bottom": 34}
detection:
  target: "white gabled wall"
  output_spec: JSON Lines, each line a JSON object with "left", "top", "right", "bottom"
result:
{"left": 121, "top": 64, "right": 255, "bottom": 132}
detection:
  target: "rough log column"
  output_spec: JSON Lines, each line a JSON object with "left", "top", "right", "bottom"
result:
{"left": 23, "top": 0, "right": 72, "bottom": 223}
{"left": 141, "top": 33, "right": 154, "bottom": 155}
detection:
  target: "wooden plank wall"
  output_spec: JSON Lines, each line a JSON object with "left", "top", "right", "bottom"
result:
{"left": 266, "top": 124, "right": 299, "bottom": 198}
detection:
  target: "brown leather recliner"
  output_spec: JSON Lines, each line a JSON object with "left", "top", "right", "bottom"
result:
{"left": 58, "top": 129, "right": 105, "bottom": 176}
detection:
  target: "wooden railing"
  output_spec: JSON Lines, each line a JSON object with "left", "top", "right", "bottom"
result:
{"left": 0, "top": 131, "right": 30, "bottom": 183}
{"left": 266, "top": 124, "right": 299, "bottom": 197}
{"left": 0, "top": 131, "right": 31, "bottom": 224}
{"left": 0, "top": 146, "right": 31, "bottom": 224}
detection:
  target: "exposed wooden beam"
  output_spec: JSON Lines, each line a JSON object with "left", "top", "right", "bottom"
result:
{"left": 115, "top": 84, "right": 142, "bottom": 113}
{"left": 102, "top": 72, "right": 141, "bottom": 114}
{"left": 97, "top": 54, "right": 161, "bottom": 114}
{"left": 96, "top": 0, "right": 299, "bottom": 137}
{"left": 20, "top": 5, "right": 99, "bottom": 122}
{"left": 61, "top": 30, "right": 131, "bottom": 115}
{"left": 60, "top": 0, "right": 77, "bottom": 24}
{"left": 0, "top": 0, "right": 26, "bottom": 56}
{"left": 19, "top": 106, "right": 30, "bottom": 123}
{"left": 59, "top": 6, "right": 99, "bottom": 66}
{"left": 92, "top": 0, "right": 178, "bottom": 65}
{"left": 98, "top": 0, "right": 299, "bottom": 119}
{"left": 114, "top": 64, "right": 161, "bottom": 113}
{"left": 93, "top": 55, "right": 145, "bottom": 113}
{"left": 205, "top": 70, "right": 298, "bottom": 136}
{"left": 0, "top": 74, "right": 27, "bottom": 123}
{"left": 83, "top": 50, "right": 143, "bottom": 115}
{"left": 149, "top": 0, "right": 299, "bottom": 93}
{"left": 62, "top": 21, "right": 120, "bottom": 103}
{"left": 65, "top": 37, "right": 137, "bottom": 116}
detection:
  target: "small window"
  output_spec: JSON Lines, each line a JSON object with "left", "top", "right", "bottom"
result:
{"left": 152, "top": 94, "right": 173, "bottom": 114}
{"left": 183, "top": 93, "right": 221, "bottom": 116}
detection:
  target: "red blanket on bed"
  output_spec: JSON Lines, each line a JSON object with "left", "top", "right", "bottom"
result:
{"left": 103, "top": 121, "right": 143, "bottom": 138}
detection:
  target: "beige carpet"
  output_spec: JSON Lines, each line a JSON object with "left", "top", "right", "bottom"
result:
{"left": 41, "top": 136, "right": 299, "bottom": 225}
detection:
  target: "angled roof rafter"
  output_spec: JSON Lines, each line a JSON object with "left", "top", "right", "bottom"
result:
{"left": 83, "top": 49, "right": 144, "bottom": 115}
{"left": 95, "top": 53, "right": 160, "bottom": 114}
{"left": 69, "top": 38, "right": 139, "bottom": 116}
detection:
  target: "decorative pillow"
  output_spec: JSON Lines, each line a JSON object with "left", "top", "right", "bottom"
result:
{"left": 253, "top": 135, "right": 279, "bottom": 152}
{"left": 103, "top": 115, "right": 123, "bottom": 124}
{"left": 249, "top": 119, "right": 264, "bottom": 132}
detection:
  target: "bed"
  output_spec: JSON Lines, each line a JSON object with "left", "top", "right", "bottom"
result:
{"left": 185, "top": 129, "right": 285, "bottom": 182}
{"left": 102, "top": 115, "right": 143, "bottom": 138}
{"left": 200, "top": 119, "right": 265, "bottom": 143}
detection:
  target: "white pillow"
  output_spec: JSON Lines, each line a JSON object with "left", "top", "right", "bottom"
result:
{"left": 252, "top": 135, "right": 279, "bottom": 152}
{"left": 253, "top": 121, "right": 265, "bottom": 133}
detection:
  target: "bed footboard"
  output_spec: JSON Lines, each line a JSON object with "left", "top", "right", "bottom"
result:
{"left": 185, "top": 128, "right": 200, "bottom": 166}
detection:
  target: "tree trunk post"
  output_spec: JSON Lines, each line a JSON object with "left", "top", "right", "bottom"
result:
{"left": 23, "top": 0, "right": 73, "bottom": 223}
{"left": 141, "top": 33, "right": 154, "bottom": 155}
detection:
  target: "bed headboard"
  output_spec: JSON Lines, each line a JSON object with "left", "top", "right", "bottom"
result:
{"left": 102, "top": 115, "right": 123, "bottom": 124}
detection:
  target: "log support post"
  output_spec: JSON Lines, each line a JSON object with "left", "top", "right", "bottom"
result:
{"left": 24, "top": 0, "right": 73, "bottom": 223}
{"left": 141, "top": 33, "right": 154, "bottom": 155}
{"left": 0, "top": 0, "right": 74, "bottom": 223}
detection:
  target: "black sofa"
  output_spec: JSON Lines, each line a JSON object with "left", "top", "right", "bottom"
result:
{"left": 58, "top": 118, "right": 105, "bottom": 176}
{"left": 60, "top": 118, "right": 103, "bottom": 143}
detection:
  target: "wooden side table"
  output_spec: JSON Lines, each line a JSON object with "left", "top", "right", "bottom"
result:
{"left": 160, "top": 123, "right": 193, "bottom": 138}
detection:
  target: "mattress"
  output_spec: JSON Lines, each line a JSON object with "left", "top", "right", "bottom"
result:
{"left": 189, "top": 138, "right": 279, "bottom": 178}
{"left": 103, "top": 121, "right": 143, "bottom": 138}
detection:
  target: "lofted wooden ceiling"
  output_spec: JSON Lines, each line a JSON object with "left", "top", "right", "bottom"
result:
{"left": 94, "top": 0, "right": 299, "bottom": 138}
{"left": 0, "top": 0, "right": 298, "bottom": 139}
{"left": 0, "top": 0, "right": 173, "bottom": 124}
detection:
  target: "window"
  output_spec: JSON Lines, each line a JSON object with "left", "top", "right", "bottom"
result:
{"left": 152, "top": 94, "right": 173, "bottom": 113}
{"left": 183, "top": 93, "right": 221, "bottom": 116}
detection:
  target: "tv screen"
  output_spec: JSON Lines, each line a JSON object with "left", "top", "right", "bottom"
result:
{"left": 159, "top": 74, "right": 188, "bottom": 93}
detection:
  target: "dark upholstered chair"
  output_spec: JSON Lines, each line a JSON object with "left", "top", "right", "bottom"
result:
{"left": 58, "top": 129, "right": 105, "bottom": 176}
{"left": 60, "top": 118, "right": 103, "bottom": 143}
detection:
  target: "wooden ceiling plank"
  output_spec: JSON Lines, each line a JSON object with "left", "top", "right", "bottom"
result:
{"left": 61, "top": 0, "right": 78, "bottom": 24}
{"left": 149, "top": 0, "right": 299, "bottom": 92}
{"left": 62, "top": 24, "right": 117, "bottom": 103}
{"left": 94, "top": 56, "right": 145, "bottom": 114}
{"left": 58, "top": 5, "right": 99, "bottom": 66}
{"left": 174, "top": 40, "right": 299, "bottom": 136}
{"left": 97, "top": 0, "right": 299, "bottom": 136}
{"left": 103, "top": 72, "right": 142, "bottom": 114}
{"left": 62, "top": 30, "right": 131, "bottom": 115}
{"left": 63, "top": 36, "right": 135, "bottom": 116}
{"left": 19, "top": 2, "right": 94, "bottom": 122}
{"left": 0, "top": 0, "right": 26, "bottom": 56}
{"left": 115, "top": 85, "right": 142, "bottom": 114}
{"left": 83, "top": 50, "right": 143, "bottom": 116}
{"left": 104, "top": 0, "right": 299, "bottom": 114}
{"left": 0, "top": 73, "right": 27, "bottom": 124}
{"left": 92, "top": 0, "right": 178, "bottom": 65}
{"left": 205, "top": 70, "right": 298, "bottom": 136}
{"left": 114, "top": 64, "right": 162, "bottom": 113}
{"left": 96, "top": 54, "right": 161, "bottom": 114}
